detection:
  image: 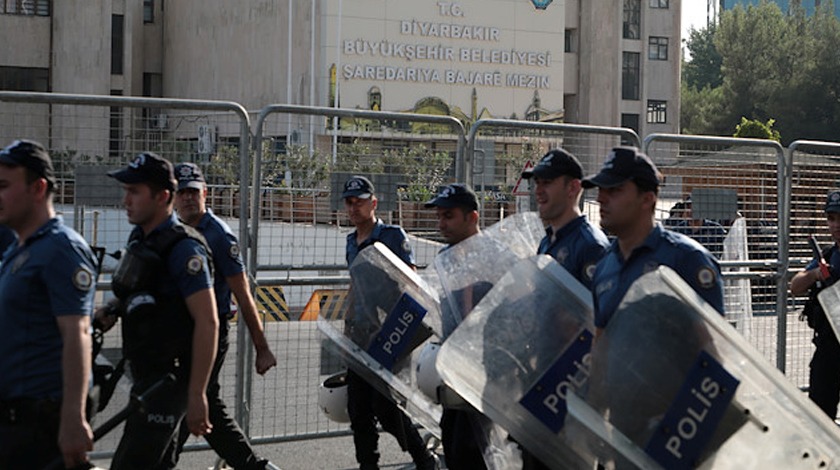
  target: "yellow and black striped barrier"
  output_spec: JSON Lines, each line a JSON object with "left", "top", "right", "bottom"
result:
{"left": 299, "top": 288, "right": 350, "bottom": 321}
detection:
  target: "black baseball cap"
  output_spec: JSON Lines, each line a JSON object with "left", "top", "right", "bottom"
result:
{"left": 522, "top": 148, "right": 583, "bottom": 180}
{"left": 174, "top": 162, "right": 206, "bottom": 191}
{"left": 0, "top": 139, "right": 56, "bottom": 187}
{"left": 342, "top": 175, "right": 374, "bottom": 199}
{"left": 825, "top": 191, "right": 840, "bottom": 213}
{"left": 424, "top": 183, "right": 479, "bottom": 211}
{"left": 108, "top": 152, "right": 176, "bottom": 191}
{"left": 582, "top": 146, "right": 661, "bottom": 190}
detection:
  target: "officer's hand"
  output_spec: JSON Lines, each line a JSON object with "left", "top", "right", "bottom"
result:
{"left": 93, "top": 300, "right": 119, "bottom": 332}
{"left": 58, "top": 415, "right": 93, "bottom": 469}
{"left": 255, "top": 347, "right": 277, "bottom": 375}
{"left": 186, "top": 392, "right": 212, "bottom": 436}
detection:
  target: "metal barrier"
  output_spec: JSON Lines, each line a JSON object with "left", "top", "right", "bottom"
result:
{"left": 642, "top": 133, "right": 790, "bottom": 373}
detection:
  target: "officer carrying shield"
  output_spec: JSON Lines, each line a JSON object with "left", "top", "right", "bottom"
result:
{"left": 172, "top": 162, "right": 277, "bottom": 469}
{"left": 0, "top": 139, "right": 96, "bottom": 469}
{"left": 582, "top": 146, "right": 724, "bottom": 334}
{"left": 342, "top": 175, "right": 438, "bottom": 470}
{"left": 100, "top": 152, "right": 219, "bottom": 469}
{"left": 790, "top": 191, "right": 840, "bottom": 419}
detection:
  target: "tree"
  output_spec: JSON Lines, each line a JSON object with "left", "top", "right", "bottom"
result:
{"left": 733, "top": 116, "right": 781, "bottom": 142}
{"left": 683, "top": 25, "right": 723, "bottom": 90}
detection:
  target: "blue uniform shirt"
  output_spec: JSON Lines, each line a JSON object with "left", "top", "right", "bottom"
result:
{"left": 0, "top": 217, "right": 97, "bottom": 400}
{"left": 195, "top": 209, "right": 245, "bottom": 319}
{"left": 130, "top": 213, "right": 213, "bottom": 302}
{"left": 805, "top": 244, "right": 840, "bottom": 285}
{"left": 0, "top": 225, "right": 16, "bottom": 261}
{"left": 592, "top": 224, "right": 724, "bottom": 328}
{"left": 538, "top": 215, "right": 610, "bottom": 290}
{"left": 346, "top": 219, "right": 415, "bottom": 267}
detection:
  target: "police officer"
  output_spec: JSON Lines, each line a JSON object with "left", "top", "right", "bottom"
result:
{"left": 172, "top": 162, "right": 277, "bottom": 469}
{"left": 0, "top": 224, "right": 16, "bottom": 260}
{"left": 523, "top": 148, "right": 609, "bottom": 290}
{"left": 790, "top": 191, "right": 840, "bottom": 419}
{"left": 582, "top": 146, "right": 724, "bottom": 335}
{"left": 0, "top": 139, "right": 96, "bottom": 469}
{"left": 342, "top": 175, "right": 438, "bottom": 470}
{"left": 104, "top": 152, "right": 219, "bottom": 469}
{"left": 666, "top": 197, "right": 727, "bottom": 259}
{"left": 424, "top": 183, "right": 485, "bottom": 470}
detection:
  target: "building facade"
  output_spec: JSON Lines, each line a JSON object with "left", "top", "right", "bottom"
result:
{"left": 0, "top": 0, "right": 681, "bottom": 159}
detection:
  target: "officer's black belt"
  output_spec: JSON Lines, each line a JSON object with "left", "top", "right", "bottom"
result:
{"left": 0, "top": 397, "right": 59, "bottom": 425}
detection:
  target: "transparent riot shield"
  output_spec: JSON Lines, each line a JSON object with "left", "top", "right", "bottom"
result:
{"left": 721, "top": 217, "right": 753, "bottom": 338}
{"left": 817, "top": 280, "right": 840, "bottom": 344}
{"left": 435, "top": 211, "right": 544, "bottom": 338}
{"left": 316, "top": 242, "right": 443, "bottom": 436}
{"left": 436, "top": 255, "right": 599, "bottom": 469}
{"left": 581, "top": 266, "right": 840, "bottom": 469}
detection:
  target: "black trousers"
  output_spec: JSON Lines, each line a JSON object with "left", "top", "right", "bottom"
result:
{"left": 346, "top": 370, "right": 431, "bottom": 468}
{"left": 809, "top": 327, "right": 840, "bottom": 419}
{"left": 440, "top": 408, "right": 487, "bottom": 470}
{"left": 0, "top": 398, "right": 61, "bottom": 470}
{"left": 111, "top": 370, "right": 188, "bottom": 470}
{"left": 174, "top": 324, "right": 264, "bottom": 470}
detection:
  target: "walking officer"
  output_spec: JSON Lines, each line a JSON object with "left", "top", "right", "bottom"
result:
{"left": 0, "top": 139, "right": 96, "bottom": 469}
{"left": 172, "top": 162, "right": 277, "bottom": 469}
{"left": 101, "top": 152, "right": 219, "bottom": 469}
{"left": 342, "top": 175, "right": 438, "bottom": 470}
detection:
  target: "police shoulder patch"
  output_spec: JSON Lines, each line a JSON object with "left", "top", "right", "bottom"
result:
{"left": 402, "top": 239, "right": 412, "bottom": 254}
{"left": 584, "top": 262, "right": 597, "bottom": 281}
{"left": 697, "top": 266, "right": 716, "bottom": 289}
{"left": 186, "top": 255, "right": 204, "bottom": 275}
{"left": 229, "top": 243, "right": 240, "bottom": 259}
{"left": 73, "top": 267, "right": 94, "bottom": 291}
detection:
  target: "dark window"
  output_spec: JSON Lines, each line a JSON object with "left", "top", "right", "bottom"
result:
{"left": 142, "top": 73, "right": 163, "bottom": 97}
{"left": 621, "top": 113, "right": 640, "bottom": 134}
{"left": 648, "top": 36, "right": 669, "bottom": 60}
{"left": 0, "top": 66, "right": 49, "bottom": 91}
{"left": 623, "top": 0, "right": 641, "bottom": 39}
{"left": 110, "top": 90, "right": 123, "bottom": 158}
{"left": 564, "top": 29, "right": 573, "bottom": 53}
{"left": 111, "top": 15, "right": 124, "bottom": 75}
{"left": 622, "top": 52, "right": 640, "bottom": 101}
{"left": 143, "top": 0, "right": 154, "bottom": 23}
{"left": 649, "top": 0, "right": 668, "bottom": 8}
{"left": 2, "top": 0, "right": 50, "bottom": 16}
{"left": 647, "top": 100, "right": 667, "bottom": 123}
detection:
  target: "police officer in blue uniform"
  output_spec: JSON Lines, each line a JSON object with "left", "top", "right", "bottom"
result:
{"left": 0, "top": 224, "right": 16, "bottom": 260}
{"left": 104, "top": 152, "right": 219, "bottom": 469}
{"left": 790, "top": 191, "right": 840, "bottom": 419}
{"left": 665, "top": 197, "right": 728, "bottom": 259}
{"left": 582, "top": 146, "right": 724, "bottom": 334}
{"left": 342, "top": 175, "right": 438, "bottom": 470}
{"left": 424, "top": 183, "right": 485, "bottom": 470}
{"left": 172, "top": 162, "right": 277, "bottom": 469}
{"left": 0, "top": 139, "right": 96, "bottom": 469}
{"left": 523, "top": 148, "right": 609, "bottom": 290}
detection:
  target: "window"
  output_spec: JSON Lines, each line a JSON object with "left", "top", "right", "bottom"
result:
{"left": 0, "top": 67, "right": 49, "bottom": 91}
{"left": 109, "top": 90, "right": 123, "bottom": 158}
{"left": 647, "top": 100, "right": 667, "bottom": 124}
{"left": 2, "top": 0, "right": 50, "bottom": 16}
{"left": 623, "top": 0, "right": 641, "bottom": 40}
{"left": 621, "top": 114, "right": 640, "bottom": 134}
{"left": 649, "top": 36, "right": 668, "bottom": 60}
{"left": 143, "top": 0, "right": 154, "bottom": 23}
{"left": 111, "top": 15, "right": 124, "bottom": 75}
{"left": 564, "top": 29, "right": 573, "bottom": 53}
{"left": 649, "top": 0, "right": 668, "bottom": 8}
{"left": 622, "top": 52, "right": 640, "bottom": 101}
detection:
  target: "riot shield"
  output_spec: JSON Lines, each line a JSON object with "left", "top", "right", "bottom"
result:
{"left": 582, "top": 266, "right": 840, "bottom": 469}
{"left": 316, "top": 242, "right": 443, "bottom": 436}
{"left": 434, "top": 211, "right": 543, "bottom": 338}
{"left": 721, "top": 217, "right": 753, "bottom": 338}
{"left": 817, "top": 279, "right": 840, "bottom": 344}
{"left": 436, "top": 255, "right": 599, "bottom": 469}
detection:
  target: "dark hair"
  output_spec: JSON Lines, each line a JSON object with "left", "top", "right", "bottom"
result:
{"left": 22, "top": 166, "right": 55, "bottom": 195}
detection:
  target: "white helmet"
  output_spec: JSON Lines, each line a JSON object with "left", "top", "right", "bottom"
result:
{"left": 415, "top": 342, "right": 442, "bottom": 404}
{"left": 318, "top": 371, "right": 350, "bottom": 423}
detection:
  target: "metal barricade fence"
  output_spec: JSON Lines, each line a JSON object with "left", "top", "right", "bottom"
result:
{"left": 465, "top": 118, "right": 641, "bottom": 225}
{"left": 642, "top": 134, "right": 792, "bottom": 375}
{"left": 0, "top": 91, "right": 251, "bottom": 457}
